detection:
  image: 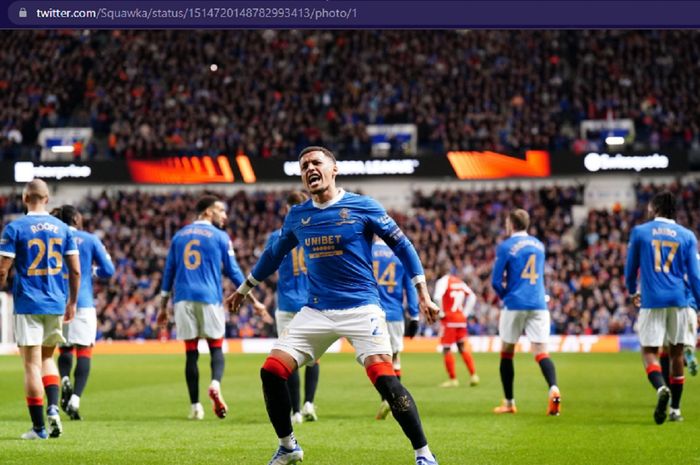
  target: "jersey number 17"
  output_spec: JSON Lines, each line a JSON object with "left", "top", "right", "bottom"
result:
{"left": 651, "top": 240, "right": 679, "bottom": 273}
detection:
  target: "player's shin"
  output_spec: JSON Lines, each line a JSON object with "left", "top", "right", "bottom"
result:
{"left": 42, "top": 375, "right": 60, "bottom": 411}
{"left": 535, "top": 353, "right": 557, "bottom": 387}
{"left": 288, "top": 370, "right": 301, "bottom": 414}
{"left": 646, "top": 363, "right": 665, "bottom": 390}
{"left": 26, "top": 396, "right": 44, "bottom": 431}
{"left": 261, "top": 356, "right": 295, "bottom": 442}
{"left": 57, "top": 346, "right": 74, "bottom": 380}
{"left": 74, "top": 346, "right": 92, "bottom": 397}
{"left": 443, "top": 351, "right": 456, "bottom": 379}
{"left": 500, "top": 352, "right": 515, "bottom": 400}
{"left": 304, "top": 362, "right": 320, "bottom": 403}
{"left": 207, "top": 339, "right": 224, "bottom": 382}
{"left": 367, "top": 362, "right": 428, "bottom": 450}
{"left": 670, "top": 376, "right": 684, "bottom": 409}
{"left": 659, "top": 351, "right": 670, "bottom": 386}
{"left": 185, "top": 340, "right": 200, "bottom": 404}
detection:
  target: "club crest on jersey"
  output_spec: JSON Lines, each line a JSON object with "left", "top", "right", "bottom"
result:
{"left": 336, "top": 208, "right": 356, "bottom": 225}
{"left": 301, "top": 217, "right": 311, "bottom": 226}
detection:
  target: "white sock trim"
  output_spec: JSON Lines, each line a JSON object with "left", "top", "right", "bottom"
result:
{"left": 279, "top": 433, "right": 296, "bottom": 449}
{"left": 414, "top": 445, "right": 435, "bottom": 461}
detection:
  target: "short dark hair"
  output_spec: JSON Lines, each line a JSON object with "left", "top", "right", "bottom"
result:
{"left": 298, "top": 146, "right": 336, "bottom": 163}
{"left": 286, "top": 191, "right": 308, "bottom": 207}
{"left": 195, "top": 195, "right": 220, "bottom": 215}
{"left": 51, "top": 204, "right": 80, "bottom": 226}
{"left": 509, "top": 209, "right": 530, "bottom": 231}
{"left": 650, "top": 191, "right": 676, "bottom": 219}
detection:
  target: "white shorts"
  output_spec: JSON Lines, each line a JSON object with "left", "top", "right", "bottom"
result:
{"left": 274, "top": 304, "right": 392, "bottom": 367}
{"left": 688, "top": 308, "right": 699, "bottom": 347}
{"left": 14, "top": 314, "right": 65, "bottom": 347}
{"left": 174, "top": 301, "right": 225, "bottom": 340}
{"left": 275, "top": 309, "right": 298, "bottom": 337}
{"left": 498, "top": 309, "right": 550, "bottom": 345}
{"left": 62, "top": 307, "right": 97, "bottom": 347}
{"left": 640, "top": 307, "right": 690, "bottom": 347}
{"left": 387, "top": 321, "right": 404, "bottom": 354}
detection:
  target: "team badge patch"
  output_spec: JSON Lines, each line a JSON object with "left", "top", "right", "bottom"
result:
{"left": 336, "top": 208, "right": 356, "bottom": 225}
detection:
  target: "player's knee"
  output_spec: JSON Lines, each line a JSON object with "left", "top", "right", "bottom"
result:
{"left": 59, "top": 346, "right": 74, "bottom": 356}
{"left": 76, "top": 346, "right": 92, "bottom": 358}
{"left": 184, "top": 339, "right": 198, "bottom": 352}
{"left": 206, "top": 338, "right": 223, "bottom": 349}
{"left": 365, "top": 361, "right": 395, "bottom": 385}
{"left": 261, "top": 356, "right": 293, "bottom": 382}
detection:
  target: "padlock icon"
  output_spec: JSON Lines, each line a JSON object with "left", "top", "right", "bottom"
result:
{"left": 18, "top": 8, "right": 27, "bottom": 18}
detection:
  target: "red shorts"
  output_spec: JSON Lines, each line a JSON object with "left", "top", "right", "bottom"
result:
{"left": 441, "top": 326, "right": 467, "bottom": 346}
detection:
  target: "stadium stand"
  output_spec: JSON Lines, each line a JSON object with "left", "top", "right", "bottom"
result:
{"left": 0, "top": 30, "right": 699, "bottom": 160}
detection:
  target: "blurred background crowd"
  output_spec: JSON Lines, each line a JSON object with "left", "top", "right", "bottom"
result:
{"left": 0, "top": 30, "right": 699, "bottom": 160}
{"left": 3, "top": 180, "right": 697, "bottom": 341}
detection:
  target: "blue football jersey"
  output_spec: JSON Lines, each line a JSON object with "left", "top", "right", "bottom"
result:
{"left": 372, "top": 241, "right": 419, "bottom": 322}
{"left": 625, "top": 218, "right": 700, "bottom": 309}
{"left": 161, "top": 221, "right": 245, "bottom": 304}
{"left": 251, "top": 190, "right": 425, "bottom": 310}
{"left": 73, "top": 229, "right": 115, "bottom": 308}
{"left": 687, "top": 282, "right": 697, "bottom": 311}
{"left": 266, "top": 229, "right": 309, "bottom": 313}
{"left": 491, "top": 232, "right": 547, "bottom": 310}
{"left": 685, "top": 255, "right": 700, "bottom": 311}
{"left": 0, "top": 212, "right": 78, "bottom": 315}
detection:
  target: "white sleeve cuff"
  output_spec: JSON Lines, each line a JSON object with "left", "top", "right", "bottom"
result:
{"left": 0, "top": 251, "right": 16, "bottom": 258}
{"left": 411, "top": 275, "right": 426, "bottom": 285}
{"left": 160, "top": 290, "right": 171, "bottom": 298}
{"left": 247, "top": 274, "right": 260, "bottom": 286}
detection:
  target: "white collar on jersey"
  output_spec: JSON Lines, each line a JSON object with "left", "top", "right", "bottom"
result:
{"left": 511, "top": 231, "right": 528, "bottom": 237}
{"left": 193, "top": 220, "right": 212, "bottom": 225}
{"left": 312, "top": 188, "right": 345, "bottom": 210}
{"left": 654, "top": 217, "right": 676, "bottom": 224}
{"left": 69, "top": 226, "right": 77, "bottom": 231}
{"left": 27, "top": 211, "right": 49, "bottom": 216}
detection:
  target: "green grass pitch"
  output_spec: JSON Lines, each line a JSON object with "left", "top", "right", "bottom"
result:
{"left": 0, "top": 352, "right": 698, "bottom": 464}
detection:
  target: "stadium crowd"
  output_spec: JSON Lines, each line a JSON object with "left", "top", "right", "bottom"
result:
{"left": 0, "top": 30, "right": 699, "bottom": 160}
{"left": 2, "top": 180, "right": 697, "bottom": 341}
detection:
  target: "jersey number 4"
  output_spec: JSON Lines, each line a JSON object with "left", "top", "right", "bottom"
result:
{"left": 27, "top": 238, "right": 63, "bottom": 276}
{"left": 520, "top": 254, "right": 539, "bottom": 284}
{"left": 651, "top": 240, "right": 679, "bottom": 273}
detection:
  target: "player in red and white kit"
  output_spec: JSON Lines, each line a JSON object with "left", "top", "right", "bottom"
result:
{"left": 433, "top": 262, "right": 479, "bottom": 387}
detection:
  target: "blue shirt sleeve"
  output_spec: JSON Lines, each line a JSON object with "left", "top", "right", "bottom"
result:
{"left": 161, "top": 240, "right": 177, "bottom": 294}
{"left": 624, "top": 228, "right": 641, "bottom": 294}
{"left": 251, "top": 219, "right": 298, "bottom": 282}
{"left": 365, "top": 198, "right": 424, "bottom": 281}
{"left": 0, "top": 223, "right": 16, "bottom": 258}
{"left": 93, "top": 236, "right": 115, "bottom": 278}
{"left": 403, "top": 267, "right": 419, "bottom": 318}
{"left": 64, "top": 227, "right": 78, "bottom": 255}
{"left": 491, "top": 243, "right": 508, "bottom": 299}
{"left": 684, "top": 233, "right": 700, "bottom": 305}
{"left": 221, "top": 232, "right": 245, "bottom": 287}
